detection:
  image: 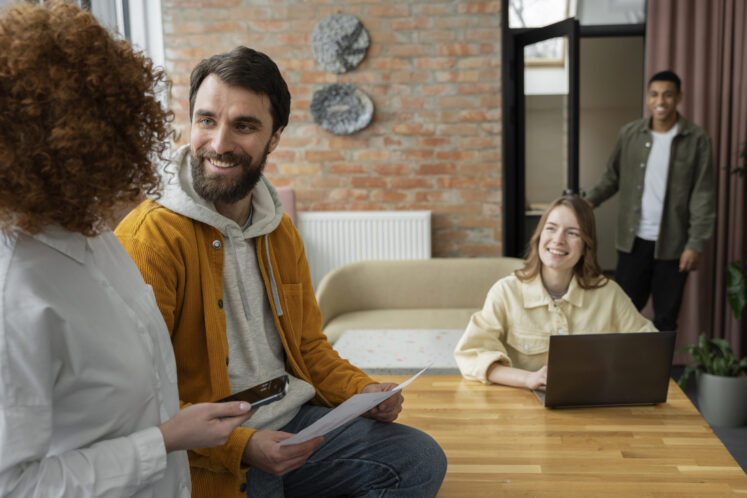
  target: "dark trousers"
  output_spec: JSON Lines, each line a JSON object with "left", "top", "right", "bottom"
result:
{"left": 615, "top": 237, "right": 689, "bottom": 332}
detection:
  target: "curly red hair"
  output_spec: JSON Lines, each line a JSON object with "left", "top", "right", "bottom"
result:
{"left": 0, "top": 1, "right": 171, "bottom": 236}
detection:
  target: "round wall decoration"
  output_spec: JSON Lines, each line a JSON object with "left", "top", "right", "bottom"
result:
{"left": 312, "top": 13, "right": 369, "bottom": 74}
{"left": 309, "top": 83, "right": 373, "bottom": 135}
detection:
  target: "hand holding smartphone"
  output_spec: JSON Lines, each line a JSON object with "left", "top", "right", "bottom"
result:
{"left": 217, "top": 374, "right": 289, "bottom": 409}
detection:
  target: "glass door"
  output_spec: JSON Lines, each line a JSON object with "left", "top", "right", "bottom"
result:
{"left": 503, "top": 18, "right": 579, "bottom": 256}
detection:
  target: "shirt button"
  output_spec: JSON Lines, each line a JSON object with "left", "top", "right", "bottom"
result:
{"left": 524, "top": 344, "right": 529, "bottom": 352}
{"left": 240, "top": 483, "right": 247, "bottom": 492}
{"left": 640, "top": 163, "right": 645, "bottom": 168}
{"left": 637, "top": 185, "right": 641, "bottom": 190}
{"left": 212, "top": 240, "right": 222, "bottom": 249}
{"left": 218, "top": 299, "right": 224, "bottom": 308}
{"left": 645, "top": 142, "right": 651, "bottom": 147}
{"left": 558, "top": 328, "right": 567, "bottom": 335}
{"left": 226, "top": 357, "right": 230, "bottom": 365}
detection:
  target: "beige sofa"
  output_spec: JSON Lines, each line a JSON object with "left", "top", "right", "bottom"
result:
{"left": 317, "top": 257, "right": 525, "bottom": 343}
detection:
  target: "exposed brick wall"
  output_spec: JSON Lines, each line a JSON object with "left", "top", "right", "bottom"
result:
{"left": 162, "top": 0, "right": 502, "bottom": 257}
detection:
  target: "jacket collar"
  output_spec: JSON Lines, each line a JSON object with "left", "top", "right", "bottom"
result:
{"left": 522, "top": 274, "right": 584, "bottom": 309}
{"left": 637, "top": 113, "right": 693, "bottom": 137}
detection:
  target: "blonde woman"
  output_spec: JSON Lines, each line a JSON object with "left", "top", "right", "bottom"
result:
{"left": 455, "top": 195, "right": 656, "bottom": 389}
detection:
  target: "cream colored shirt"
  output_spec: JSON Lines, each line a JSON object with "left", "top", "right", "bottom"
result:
{"left": 0, "top": 228, "right": 190, "bottom": 497}
{"left": 454, "top": 274, "right": 657, "bottom": 383}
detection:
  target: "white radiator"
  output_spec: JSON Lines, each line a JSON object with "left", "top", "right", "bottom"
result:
{"left": 296, "top": 211, "right": 431, "bottom": 288}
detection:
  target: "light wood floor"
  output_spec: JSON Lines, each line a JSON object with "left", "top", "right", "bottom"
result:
{"left": 375, "top": 375, "right": 747, "bottom": 497}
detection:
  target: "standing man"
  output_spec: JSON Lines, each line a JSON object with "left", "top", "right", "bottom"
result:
{"left": 584, "top": 70, "right": 716, "bottom": 332}
{"left": 116, "top": 46, "right": 446, "bottom": 498}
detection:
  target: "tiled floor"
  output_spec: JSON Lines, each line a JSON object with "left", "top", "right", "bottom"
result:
{"left": 671, "top": 365, "right": 747, "bottom": 473}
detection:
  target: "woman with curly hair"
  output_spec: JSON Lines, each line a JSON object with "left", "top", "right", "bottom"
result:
{"left": 0, "top": 3, "right": 253, "bottom": 496}
{"left": 454, "top": 195, "right": 656, "bottom": 389}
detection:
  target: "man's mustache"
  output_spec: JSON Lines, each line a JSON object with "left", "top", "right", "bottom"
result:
{"left": 196, "top": 149, "right": 253, "bottom": 165}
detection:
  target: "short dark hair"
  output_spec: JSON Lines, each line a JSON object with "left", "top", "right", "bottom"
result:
{"left": 189, "top": 46, "right": 290, "bottom": 133}
{"left": 648, "top": 70, "right": 681, "bottom": 93}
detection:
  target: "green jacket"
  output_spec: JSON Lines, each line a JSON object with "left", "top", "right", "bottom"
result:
{"left": 584, "top": 115, "right": 716, "bottom": 260}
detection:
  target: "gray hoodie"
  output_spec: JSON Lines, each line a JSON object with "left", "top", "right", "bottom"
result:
{"left": 159, "top": 145, "right": 315, "bottom": 431}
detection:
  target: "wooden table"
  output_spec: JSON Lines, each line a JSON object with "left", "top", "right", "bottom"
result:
{"left": 375, "top": 375, "right": 747, "bottom": 497}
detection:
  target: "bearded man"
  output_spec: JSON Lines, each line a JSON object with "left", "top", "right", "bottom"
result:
{"left": 115, "top": 46, "right": 446, "bottom": 498}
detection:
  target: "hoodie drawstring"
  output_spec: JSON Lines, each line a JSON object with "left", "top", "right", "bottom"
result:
{"left": 225, "top": 228, "right": 284, "bottom": 320}
{"left": 264, "top": 234, "right": 284, "bottom": 316}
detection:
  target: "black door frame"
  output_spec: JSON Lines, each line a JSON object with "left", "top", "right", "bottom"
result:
{"left": 502, "top": 18, "right": 579, "bottom": 257}
{"left": 501, "top": 0, "right": 646, "bottom": 257}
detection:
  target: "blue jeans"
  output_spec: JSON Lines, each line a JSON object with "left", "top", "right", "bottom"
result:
{"left": 245, "top": 405, "right": 447, "bottom": 497}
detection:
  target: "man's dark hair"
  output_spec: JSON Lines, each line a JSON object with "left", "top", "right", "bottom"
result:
{"left": 648, "top": 70, "right": 681, "bottom": 93}
{"left": 189, "top": 46, "right": 290, "bottom": 132}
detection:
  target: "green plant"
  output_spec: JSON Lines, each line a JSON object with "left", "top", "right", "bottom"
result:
{"left": 732, "top": 140, "right": 746, "bottom": 176}
{"left": 677, "top": 333, "right": 747, "bottom": 389}
{"left": 726, "top": 260, "right": 746, "bottom": 319}
{"left": 727, "top": 141, "right": 747, "bottom": 319}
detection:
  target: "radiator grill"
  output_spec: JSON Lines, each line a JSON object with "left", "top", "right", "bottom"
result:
{"left": 296, "top": 211, "right": 431, "bottom": 288}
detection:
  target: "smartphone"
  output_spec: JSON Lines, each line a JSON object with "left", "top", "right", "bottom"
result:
{"left": 217, "top": 374, "right": 289, "bottom": 409}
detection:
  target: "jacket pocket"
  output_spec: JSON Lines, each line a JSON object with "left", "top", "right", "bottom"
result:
{"left": 506, "top": 330, "right": 550, "bottom": 356}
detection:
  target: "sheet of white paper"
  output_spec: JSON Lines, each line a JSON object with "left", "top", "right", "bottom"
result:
{"left": 279, "top": 364, "right": 430, "bottom": 446}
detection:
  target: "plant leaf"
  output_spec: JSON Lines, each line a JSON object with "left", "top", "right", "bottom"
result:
{"left": 677, "top": 365, "right": 696, "bottom": 389}
{"left": 726, "top": 261, "right": 746, "bottom": 320}
{"left": 710, "top": 338, "right": 734, "bottom": 358}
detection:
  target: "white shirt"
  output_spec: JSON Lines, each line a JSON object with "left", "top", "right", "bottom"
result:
{"left": 0, "top": 228, "right": 190, "bottom": 497}
{"left": 637, "top": 123, "right": 678, "bottom": 240}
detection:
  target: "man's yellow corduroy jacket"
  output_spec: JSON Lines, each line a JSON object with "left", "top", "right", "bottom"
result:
{"left": 116, "top": 199, "right": 373, "bottom": 498}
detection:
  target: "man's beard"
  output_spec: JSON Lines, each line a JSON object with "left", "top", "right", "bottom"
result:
{"left": 191, "top": 143, "right": 270, "bottom": 204}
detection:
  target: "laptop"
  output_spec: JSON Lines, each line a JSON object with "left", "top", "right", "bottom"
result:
{"left": 534, "top": 331, "right": 676, "bottom": 408}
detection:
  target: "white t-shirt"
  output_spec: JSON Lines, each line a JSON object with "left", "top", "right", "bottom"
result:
{"left": 637, "top": 123, "right": 679, "bottom": 240}
{"left": 0, "top": 228, "right": 190, "bottom": 497}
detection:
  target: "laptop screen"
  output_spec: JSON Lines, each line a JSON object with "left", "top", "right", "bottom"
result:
{"left": 541, "top": 331, "right": 676, "bottom": 408}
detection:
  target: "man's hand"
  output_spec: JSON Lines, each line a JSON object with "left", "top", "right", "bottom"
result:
{"left": 679, "top": 249, "right": 701, "bottom": 272}
{"left": 362, "top": 383, "right": 403, "bottom": 422}
{"left": 242, "top": 430, "right": 323, "bottom": 477}
{"left": 524, "top": 366, "right": 547, "bottom": 390}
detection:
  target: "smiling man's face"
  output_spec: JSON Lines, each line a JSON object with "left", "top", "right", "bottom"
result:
{"left": 189, "top": 74, "right": 282, "bottom": 205}
{"left": 647, "top": 80, "right": 681, "bottom": 130}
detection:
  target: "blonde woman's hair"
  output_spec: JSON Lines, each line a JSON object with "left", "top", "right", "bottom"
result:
{"left": 515, "top": 195, "right": 607, "bottom": 289}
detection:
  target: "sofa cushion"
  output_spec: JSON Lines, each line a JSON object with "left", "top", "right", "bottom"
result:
{"left": 323, "top": 308, "right": 476, "bottom": 344}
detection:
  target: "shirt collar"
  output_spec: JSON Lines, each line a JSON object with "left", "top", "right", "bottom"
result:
{"left": 522, "top": 274, "right": 584, "bottom": 309}
{"left": 31, "top": 226, "right": 89, "bottom": 265}
{"left": 640, "top": 113, "right": 691, "bottom": 136}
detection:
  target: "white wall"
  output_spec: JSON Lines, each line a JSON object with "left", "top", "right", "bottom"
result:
{"left": 579, "top": 36, "right": 644, "bottom": 270}
{"left": 525, "top": 94, "right": 567, "bottom": 207}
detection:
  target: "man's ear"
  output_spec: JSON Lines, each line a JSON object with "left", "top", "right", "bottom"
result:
{"left": 268, "top": 126, "right": 284, "bottom": 154}
{"left": 676, "top": 90, "right": 683, "bottom": 106}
